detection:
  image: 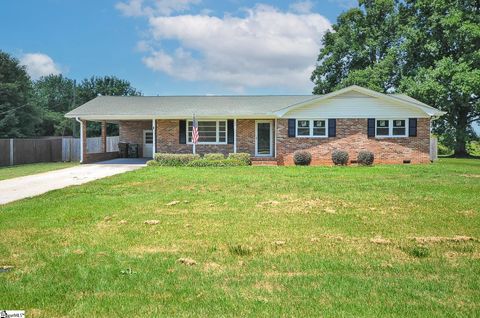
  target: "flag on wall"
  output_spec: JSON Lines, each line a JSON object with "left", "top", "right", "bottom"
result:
{"left": 192, "top": 114, "right": 199, "bottom": 145}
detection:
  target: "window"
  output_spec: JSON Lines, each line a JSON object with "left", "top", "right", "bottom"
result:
{"left": 187, "top": 120, "right": 227, "bottom": 144}
{"left": 144, "top": 131, "right": 153, "bottom": 144}
{"left": 376, "top": 119, "right": 407, "bottom": 137}
{"left": 296, "top": 119, "right": 327, "bottom": 137}
{"left": 392, "top": 120, "right": 406, "bottom": 136}
{"left": 376, "top": 120, "right": 390, "bottom": 136}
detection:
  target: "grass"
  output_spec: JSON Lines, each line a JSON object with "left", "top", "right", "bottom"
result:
{"left": 0, "top": 158, "right": 479, "bottom": 317}
{"left": 0, "top": 162, "right": 78, "bottom": 181}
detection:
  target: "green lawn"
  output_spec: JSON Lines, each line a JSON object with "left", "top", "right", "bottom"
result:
{"left": 0, "top": 162, "right": 78, "bottom": 181}
{"left": 1, "top": 159, "right": 479, "bottom": 317}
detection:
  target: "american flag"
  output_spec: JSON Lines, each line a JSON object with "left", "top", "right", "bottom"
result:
{"left": 192, "top": 115, "right": 199, "bottom": 145}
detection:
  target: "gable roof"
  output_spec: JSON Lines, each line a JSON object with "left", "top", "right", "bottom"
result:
{"left": 274, "top": 85, "right": 445, "bottom": 117}
{"left": 65, "top": 85, "right": 445, "bottom": 120}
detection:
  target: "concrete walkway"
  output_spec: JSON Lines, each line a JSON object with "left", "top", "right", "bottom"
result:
{"left": 0, "top": 158, "right": 148, "bottom": 205}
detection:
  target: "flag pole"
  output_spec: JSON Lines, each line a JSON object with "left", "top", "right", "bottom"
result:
{"left": 192, "top": 113, "right": 196, "bottom": 155}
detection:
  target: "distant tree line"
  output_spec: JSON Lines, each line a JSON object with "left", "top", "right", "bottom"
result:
{"left": 0, "top": 50, "right": 141, "bottom": 138}
{"left": 311, "top": 0, "right": 479, "bottom": 157}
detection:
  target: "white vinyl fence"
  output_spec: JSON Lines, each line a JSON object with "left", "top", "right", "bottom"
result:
{"left": 62, "top": 136, "right": 119, "bottom": 162}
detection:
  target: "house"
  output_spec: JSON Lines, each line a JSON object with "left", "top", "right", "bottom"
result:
{"left": 65, "top": 85, "right": 445, "bottom": 165}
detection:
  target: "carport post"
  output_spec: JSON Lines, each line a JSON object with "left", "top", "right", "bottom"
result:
{"left": 101, "top": 121, "right": 107, "bottom": 153}
{"left": 76, "top": 117, "right": 86, "bottom": 163}
{"left": 152, "top": 119, "right": 156, "bottom": 158}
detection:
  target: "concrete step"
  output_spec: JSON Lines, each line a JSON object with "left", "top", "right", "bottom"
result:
{"left": 251, "top": 157, "right": 278, "bottom": 166}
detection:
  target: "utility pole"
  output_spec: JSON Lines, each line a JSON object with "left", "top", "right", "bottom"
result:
{"left": 72, "top": 80, "right": 77, "bottom": 137}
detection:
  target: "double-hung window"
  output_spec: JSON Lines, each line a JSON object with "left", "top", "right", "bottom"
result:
{"left": 187, "top": 120, "right": 227, "bottom": 144}
{"left": 296, "top": 119, "right": 327, "bottom": 137}
{"left": 376, "top": 119, "right": 407, "bottom": 137}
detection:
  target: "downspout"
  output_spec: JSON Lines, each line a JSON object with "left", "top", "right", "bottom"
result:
{"left": 75, "top": 117, "right": 83, "bottom": 163}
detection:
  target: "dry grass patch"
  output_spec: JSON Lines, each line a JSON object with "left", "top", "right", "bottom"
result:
{"left": 411, "top": 236, "right": 478, "bottom": 244}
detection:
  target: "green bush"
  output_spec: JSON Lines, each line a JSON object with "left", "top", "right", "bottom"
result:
{"left": 467, "top": 140, "right": 480, "bottom": 156}
{"left": 154, "top": 153, "right": 201, "bottom": 166}
{"left": 186, "top": 159, "right": 246, "bottom": 167}
{"left": 146, "top": 160, "right": 159, "bottom": 166}
{"left": 357, "top": 151, "right": 375, "bottom": 166}
{"left": 332, "top": 150, "right": 349, "bottom": 165}
{"left": 227, "top": 153, "right": 251, "bottom": 165}
{"left": 293, "top": 150, "right": 312, "bottom": 166}
{"left": 438, "top": 142, "right": 453, "bottom": 156}
{"left": 204, "top": 153, "right": 225, "bottom": 160}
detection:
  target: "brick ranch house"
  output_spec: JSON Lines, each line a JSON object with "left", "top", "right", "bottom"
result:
{"left": 65, "top": 85, "right": 445, "bottom": 165}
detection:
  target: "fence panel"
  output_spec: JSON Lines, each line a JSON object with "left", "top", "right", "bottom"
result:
{"left": 0, "top": 139, "right": 11, "bottom": 166}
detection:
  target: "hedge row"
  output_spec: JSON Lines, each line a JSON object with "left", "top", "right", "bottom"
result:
{"left": 147, "top": 153, "right": 251, "bottom": 167}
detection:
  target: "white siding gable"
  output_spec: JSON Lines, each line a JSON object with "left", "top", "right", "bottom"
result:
{"left": 283, "top": 91, "right": 428, "bottom": 119}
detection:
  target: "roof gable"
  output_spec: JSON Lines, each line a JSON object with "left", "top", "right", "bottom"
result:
{"left": 275, "top": 86, "right": 445, "bottom": 118}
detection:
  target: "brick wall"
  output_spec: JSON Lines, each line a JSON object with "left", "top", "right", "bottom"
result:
{"left": 119, "top": 121, "right": 152, "bottom": 157}
{"left": 236, "top": 119, "right": 256, "bottom": 155}
{"left": 155, "top": 119, "right": 234, "bottom": 155}
{"left": 276, "top": 118, "right": 431, "bottom": 165}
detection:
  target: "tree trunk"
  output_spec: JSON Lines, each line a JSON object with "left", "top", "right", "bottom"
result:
{"left": 454, "top": 110, "right": 469, "bottom": 157}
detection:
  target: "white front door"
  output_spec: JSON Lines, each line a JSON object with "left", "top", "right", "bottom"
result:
{"left": 255, "top": 121, "right": 273, "bottom": 156}
{"left": 143, "top": 130, "right": 153, "bottom": 158}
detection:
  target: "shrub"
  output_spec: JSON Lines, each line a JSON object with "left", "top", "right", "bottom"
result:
{"left": 438, "top": 142, "right": 453, "bottom": 156}
{"left": 154, "top": 153, "right": 200, "bottom": 166}
{"left": 293, "top": 150, "right": 312, "bottom": 166}
{"left": 204, "top": 153, "right": 225, "bottom": 160}
{"left": 332, "top": 150, "right": 349, "bottom": 165}
{"left": 146, "top": 160, "right": 159, "bottom": 166}
{"left": 357, "top": 151, "right": 375, "bottom": 166}
{"left": 228, "top": 153, "right": 251, "bottom": 165}
{"left": 186, "top": 159, "right": 247, "bottom": 167}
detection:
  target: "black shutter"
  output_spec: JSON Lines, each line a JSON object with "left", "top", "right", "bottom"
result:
{"left": 367, "top": 118, "right": 375, "bottom": 137}
{"left": 227, "top": 119, "right": 234, "bottom": 144}
{"left": 288, "top": 119, "right": 296, "bottom": 137}
{"left": 409, "top": 118, "right": 417, "bottom": 137}
{"left": 179, "top": 120, "right": 186, "bottom": 144}
{"left": 328, "top": 119, "right": 336, "bottom": 137}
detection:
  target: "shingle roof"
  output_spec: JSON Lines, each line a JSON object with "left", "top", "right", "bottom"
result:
{"left": 65, "top": 95, "right": 317, "bottom": 119}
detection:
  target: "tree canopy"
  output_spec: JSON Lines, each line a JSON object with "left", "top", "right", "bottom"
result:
{"left": 311, "top": 0, "right": 480, "bottom": 156}
{"left": 0, "top": 51, "right": 40, "bottom": 138}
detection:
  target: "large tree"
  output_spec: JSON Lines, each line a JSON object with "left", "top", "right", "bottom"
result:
{"left": 398, "top": 0, "right": 480, "bottom": 156}
{"left": 311, "top": 0, "right": 480, "bottom": 156}
{"left": 0, "top": 51, "right": 40, "bottom": 138}
{"left": 33, "top": 74, "right": 75, "bottom": 136}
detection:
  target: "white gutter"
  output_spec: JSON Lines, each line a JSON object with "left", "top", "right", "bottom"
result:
{"left": 75, "top": 117, "right": 83, "bottom": 163}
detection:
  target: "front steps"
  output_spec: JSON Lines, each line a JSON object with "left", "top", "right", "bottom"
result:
{"left": 251, "top": 157, "right": 278, "bottom": 166}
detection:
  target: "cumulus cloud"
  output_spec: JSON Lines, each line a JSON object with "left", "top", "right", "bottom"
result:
{"left": 118, "top": 2, "right": 331, "bottom": 91}
{"left": 116, "top": 0, "right": 201, "bottom": 17}
{"left": 20, "top": 53, "right": 61, "bottom": 80}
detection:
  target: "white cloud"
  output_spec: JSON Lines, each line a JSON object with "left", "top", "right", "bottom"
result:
{"left": 289, "top": 1, "right": 314, "bottom": 14}
{"left": 139, "top": 4, "right": 331, "bottom": 91}
{"left": 116, "top": 0, "right": 201, "bottom": 17}
{"left": 20, "top": 53, "right": 61, "bottom": 80}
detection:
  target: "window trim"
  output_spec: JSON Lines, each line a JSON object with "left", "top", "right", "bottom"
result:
{"left": 295, "top": 119, "right": 328, "bottom": 138}
{"left": 375, "top": 119, "right": 408, "bottom": 138}
{"left": 186, "top": 119, "right": 228, "bottom": 145}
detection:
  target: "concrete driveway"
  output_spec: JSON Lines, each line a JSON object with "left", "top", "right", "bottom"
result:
{"left": 0, "top": 158, "right": 148, "bottom": 205}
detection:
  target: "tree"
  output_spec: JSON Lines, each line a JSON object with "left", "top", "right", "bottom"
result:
{"left": 76, "top": 76, "right": 142, "bottom": 136}
{"left": 311, "top": 0, "right": 400, "bottom": 94}
{"left": 33, "top": 74, "right": 75, "bottom": 136}
{"left": 311, "top": 0, "right": 480, "bottom": 156}
{"left": 399, "top": 0, "right": 480, "bottom": 156}
{"left": 77, "top": 76, "right": 141, "bottom": 105}
{"left": 0, "top": 51, "right": 40, "bottom": 138}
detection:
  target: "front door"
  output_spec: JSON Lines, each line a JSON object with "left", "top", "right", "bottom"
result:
{"left": 143, "top": 130, "right": 153, "bottom": 158}
{"left": 255, "top": 121, "right": 272, "bottom": 156}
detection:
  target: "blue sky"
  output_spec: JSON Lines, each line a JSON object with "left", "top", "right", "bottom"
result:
{"left": 0, "top": 0, "right": 355, "bottom": 95}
